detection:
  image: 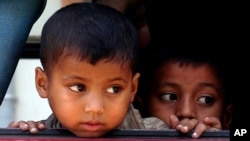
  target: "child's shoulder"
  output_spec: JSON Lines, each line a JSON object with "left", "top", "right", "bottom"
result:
{"left": 118, "top": 104, "right": 169, "bottom": 129}
{"left": 44, "top": 113, "right": 63, "bottom": 128}
{"left": 142, "top": 116, "right": 169, "bottom": 129}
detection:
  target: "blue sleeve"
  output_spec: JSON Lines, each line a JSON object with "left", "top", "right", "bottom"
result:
{"left": 0, "top": 0, "right": 46, "bottom": 105}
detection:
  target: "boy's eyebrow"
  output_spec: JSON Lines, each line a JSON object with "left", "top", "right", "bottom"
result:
{"left": 62, "top": 76, "right": 87, "bottom": 81}
{"left": 62, "top": 76, "right": 128, "bottom": 84}
{"left": 160, "top": 81, "right": 222, "bottom": 94}
{"left": 159, "top": 81, "right": 178, "bottom": 88}
{"left": 107, "top": 77, "right": 129, "bottom": 84}
{"left": 198, "top": 83, "right": 222, "bottom": 95}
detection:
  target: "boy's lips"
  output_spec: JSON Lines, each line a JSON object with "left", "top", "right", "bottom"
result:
{"left": 80, "top": 121, "right": 104, "bottom": 131}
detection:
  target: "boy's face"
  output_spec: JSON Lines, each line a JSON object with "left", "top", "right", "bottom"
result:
{"left": 35, "top": 56, "right": 139, "bottom": 137}
{"left": 148, "top": 61, "right": 228, "bottom": 127}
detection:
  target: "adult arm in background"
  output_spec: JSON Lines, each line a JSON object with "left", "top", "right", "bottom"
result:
{"left": 0, "top": 0, "right": 46, "bottom": 104}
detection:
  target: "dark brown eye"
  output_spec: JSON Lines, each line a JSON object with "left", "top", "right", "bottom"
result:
{"left": 198, "top": 96, "right": 215, "bottom": 105}
{"left": 161, "top": 92, "right": 177, "bottom": 101}
{"left": 69, "top": 84, "right": 86, "bottom": 92}
{"left": 106, "top": 86, "right": 121, "bottom": 94}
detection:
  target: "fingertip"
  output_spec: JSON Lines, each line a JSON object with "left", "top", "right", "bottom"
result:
{"left": 177, "top": 125, "right": 189, "bottom": 133}
{"left": 20, "top": 123, "right": 29, "bottom": 131}
{"left": 182, "top": 126, "right": 188, "bottom": 132}
{"left": 192, "top": 132, "right": 199, "bottom": 138}
{"left": 30, "top": 128, "right": 38, "bottom": 134}
{"left": 169, "top": 114, "right": 178, "bottom": 120}
{"left": 11, "top": 121, "right": 19, "bottom": 126}
{"left": 8, "top": 122, "right": 16, "bottom": 127}
{"left": 176, "top": 124, "right": 182, "bottom": 129}
{"left": 204, "top": 117, "right": 209, "bottom": 121}
{"left": 23, "top": 123, "right": 28, "bottom": 128}
{"left": 38, "top": 123, "right": 46, "bottom": 129}
{"left": 203, "top": 117, "right": 211, "bottom": 124}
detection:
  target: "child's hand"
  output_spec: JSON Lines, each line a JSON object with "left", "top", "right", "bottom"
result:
{"left": 8, "top": 120, "right": 46, "bottom": 134}
{"left": 169, "top": 114, "right": 221, "bottom": 138}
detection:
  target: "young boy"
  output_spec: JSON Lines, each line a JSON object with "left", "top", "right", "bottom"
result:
{"left": 137, "top": 47, "right": 232, "bottom": 138}
{"left": 8, "top": 2, "right": 168, "bottom": 137}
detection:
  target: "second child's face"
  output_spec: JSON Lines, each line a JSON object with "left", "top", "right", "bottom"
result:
{"left": 148, "top": 61, "right": 225, "bottom": 126}
{"left": 35, "top": 56, "right": 139, "bottom": 137}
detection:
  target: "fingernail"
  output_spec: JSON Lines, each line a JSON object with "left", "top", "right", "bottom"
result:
{"left": 183, "top": 126, "right": 188, "bottom": 132}
{"left": 24, "top": 124, "right": 28, "bottom": 127}
{"left": 177, "top": 124, "right": 182, "bottom": 129}
{"left": 192, "top": 132, "right": 198, "bottom": 138}
{"left": 30, "top": 128, "right": 38, "bottom": 133}
{"left": 39, "top": 124, "right": 45, "bottom": 128}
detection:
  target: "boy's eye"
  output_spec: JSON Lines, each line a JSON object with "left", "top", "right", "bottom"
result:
{"left": 106, "top": 86, "right": 121, "bottom": 94}
{"left": 160, "top": 92, "right": 177, "bottom": 101}
{"left": 198, "top": 95, "right": 215, "bottom": 105}
{"left": 69, "top": 84, "right": 86, "bottom": 92}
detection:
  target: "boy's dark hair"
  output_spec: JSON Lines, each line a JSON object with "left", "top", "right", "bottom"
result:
{"left": 40, "top": 2, "right": 139, "bottom": 73}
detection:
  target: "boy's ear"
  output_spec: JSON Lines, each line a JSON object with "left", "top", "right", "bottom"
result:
{"left": 130, "top": 73, "right": 140, "bottom": 102}
{"left": 35, "top": 67, "right": 48, "bottom": 98}
{"left": 223, "top": 104, "right": 233, "bottom": 129}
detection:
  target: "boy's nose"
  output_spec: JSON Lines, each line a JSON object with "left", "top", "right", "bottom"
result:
{"left": 176, "top": 99, "right": 195, "bottom": 120}
{"left": 84, "top": 93, "right": 104, "bottom": 114}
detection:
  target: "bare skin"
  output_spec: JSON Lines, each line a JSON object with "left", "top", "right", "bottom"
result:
{"left": 9, "top": 120, "right": 45, "bottom": 134}
{"left": 9, "top": 57, "right": 140, "bottom": 137}
{"left": 147, "top": 61, "right": 232, "bottom": 138}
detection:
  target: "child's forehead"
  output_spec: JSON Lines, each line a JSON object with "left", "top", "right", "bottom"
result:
{"left": 51, "top": 55, "right": 134, "bottom": 80}
{"left": 157, "top": 61, "right": 224, "bottom": 90}
{"left": 160, "top": 60, "right": 219, "bottom": 76}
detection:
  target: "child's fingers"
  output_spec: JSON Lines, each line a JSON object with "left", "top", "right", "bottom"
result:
{"left": 169, "top": 114, "right": 179, "bottom": 128}
{"left": 8, "top": 120, "right": 45, "bottom": 134}
{"left": 192, "top": 117, "right": 222, "bottom": 138}
{"left": 36, "top": 120, "right": 46, "bottom": 129}
{"left": 203, "top": 117, "right": 222, "bottom": 130}
{"left": 176, "top": 118, "right": 199, "bottom": 133}
{"left": 7, "top": 121, "right": 29, "bottom": 131}
{"left": 17, "top": 121, "right": 29, "bottom": 131}
{"left": 191, "top": 122, "right": 207, "bottom": 138}
{"left": 27, "top": 120, "right": 41, "bottom": 134}
{"left": 7, "top": 121, "right": 19, "bottom": 128}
